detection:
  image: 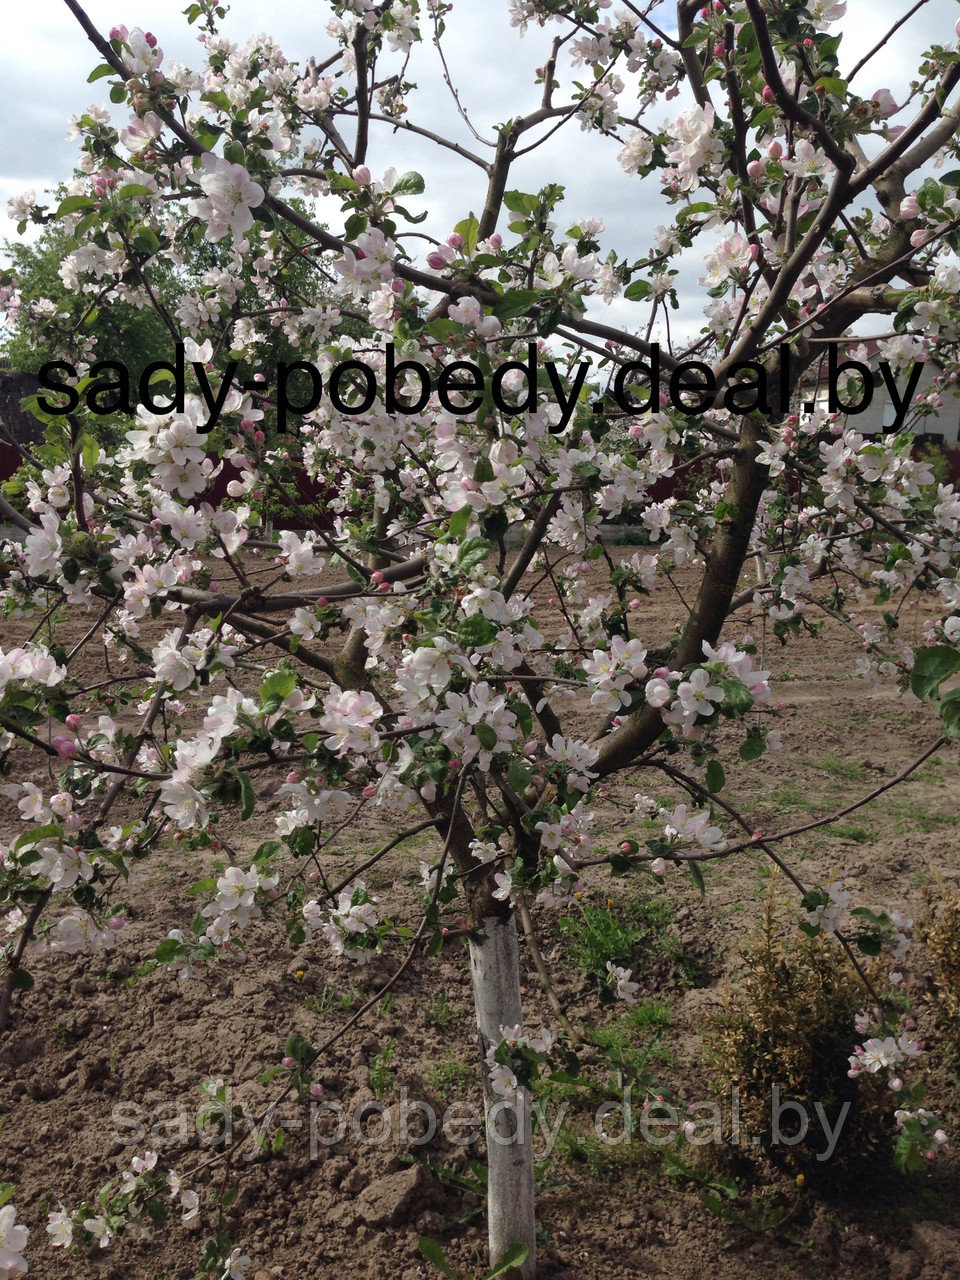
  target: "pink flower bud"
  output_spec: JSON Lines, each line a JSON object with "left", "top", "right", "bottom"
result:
{"left": 144, "top": 31, "right": 158, "bottom": 47}
{"left": 683, "top": 1120, "right": 697, "bottom": 1137}
{"left": 489, "top": 233, "right": 503, "bottom": 249}
{"left": 307, "top": 871, "right": 319, "bottom": 885}
{"left": 747, "top": 160, "right": 764, "bottom": 180}
{"left": 266, "top": 888, "right": 278, "bottom": 901}
{"left": 371, "top": 570, "right": 384, "bottom": 584}
{"left": 285, "top": 771, "right": 299, "bottom": 784}
{"left": 446, "top": 232, "right": 464, "bottom": 249}
{"left": 282, "top": 1056, "right": 296, "bottom": 1069}
{"left": 651, "top": 858, "right": 668, "bottom": 876}
{"left": 310, "top": 1083, "right": 323, "bottom": 1098}
{"left": 900, "top": 193, "right": 921, "bottom": 219}
{"left": 362, "top": 784, "right": 377, "bottom": 798}
{"left": 52, "top": 736, "right": 77, "bottom": 759}
{"left": 714, "top": 42, "right": 725, "bottom": 57}
{"left": 427, "top": 251, "right": 447, "bottom": 270}
{"left": 762, "top": 85, "right": 774, "bottom": 103}
{"left": 620, "top": 841, "right": 631, "bottom": 852}
{"left": 766, "top": 140, "right": 783, "bottom": 161}
{"left": 65, "top": 714, "right": 82, "bottom": 730}
{"left": 352, "top": 165, "right": 371, "bottom": 185}
{"left": 108, "top": 916, "right": 126, "bottom": 931}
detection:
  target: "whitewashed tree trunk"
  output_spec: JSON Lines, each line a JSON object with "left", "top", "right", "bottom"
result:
{"left": 468, "top": 912, "right": 537, "bottom": 1279}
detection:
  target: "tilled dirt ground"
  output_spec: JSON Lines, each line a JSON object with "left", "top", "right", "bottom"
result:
{"left": 1, "top": 549, "right": 959, "bottom": 1280}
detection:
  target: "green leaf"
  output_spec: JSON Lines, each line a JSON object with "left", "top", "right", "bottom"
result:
{"left": 856, "top": 933, "right": 883, "bottom": 956}
{"left": 624, "top": 279, "right": 650, "bottom": 301}
{"left": 720, "top": 676, "right": 754, "bottom": 715}
{"left": 507, "top": 761, "right": 533, "bottom": 792}
{"left": 237, "top": 770, "right": 256, "bottom": 821}
{"left": 814, "top": 76, "right": 848, "bottom": 97}
{"left": 117, "top": 183, "right": 153, "bottom": 199}
{"left": 56, "top": 195, "right": 97, "bottom": 218}
{"left": 259, "top": 669, "right": 297, "bottom": 704}
{"left": 392, "top": 170, "right": 425, "bottom": 196}
{"left": 284, "top": 1031, "right": 315, "bottom": 1064}
{"left": 457, "top": 615, "right": 498, "bottom": 648}
{"left": 10, "top": 969, "right": 34, "bottom": 991}
{"left": 492, "top": 289, "right": 539, "bottom": 321}
{"left": 687, "top": 861, "right": 706, "bottom": 896}
{"left": 154, "top": 939, "right": 183, "bottom": 963}
{"left": 938, "top": 687, "right": 960, "bottom": 737}
{"left": 0, "top": 1183, "right": 16, "bottom": 1209}
{"left": 457, "top": 536, "right": 492, "bottom": 573}
{"left": 344, "top": 212, "right": 368, "bottom": 241}
{"left": 483, "top": 1243, "right": 530, "bottom": 1278}
{"left": 87, "top": 63, "right": 115, "bottom": 82}
{"left": 739, "top": 734, "right": 764, "bottom": 762}
{"left": 449, "top": 506, "right": 470, "bottom": 539}
{"left": 705, "top": 759, "right": 725, "bottom": 793}
{"left": 15, "top": 823, "right": 63, "bottom": 850}
{"left": 911, "top": 646, "right": 960, "bottom": 700}
{"left": 474, "top": 722, "right": 498, "bottom": 751}
{"left": 188, "top": 878, "right": 218, "bottom": 896}
{"left": 454, "top": 213, "right": 480, "bottom": 255}
{"left": 473, "top": 455, "right": 495, "bottom": 484}
{"left": 419, "top": 1236, "right": 457, "bottom": 1278}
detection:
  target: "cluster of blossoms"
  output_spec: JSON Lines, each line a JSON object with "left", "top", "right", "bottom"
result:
{"left": 485, "top": 1024, "right": 557, "bottom": 1105}
{"left": 8, "top": 1150, "right": 252, "bottom": 1279}
{"left": 302, "top": 880, "right": 382, "bottom": 963}
{"left": 804, "top": 881, "right": 852, "bottom": 935}
{"left": 606, "top": 961, "right": 639, "bottom": 1004}
{"left": 201, "top": 863, "right": 279, "bottom": 947}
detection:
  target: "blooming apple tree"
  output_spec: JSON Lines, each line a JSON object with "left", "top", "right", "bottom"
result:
{"left": 2, "top": 0, "right": 960, "bottom": 1274}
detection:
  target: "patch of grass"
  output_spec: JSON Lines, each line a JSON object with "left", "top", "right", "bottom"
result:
{"left": 766, "top": 786, "right": 820, "bottom": 813}
{"left": 811, "top": 754, "right": 869, "bottom": 783}
{"left": 558, "top": 892, "right": 676, "bottom": 982}
{"left": 882, "top": 798, "right": 960, "bottom": 834}
{"left": 426, "top": 1054, "right": 475, "bottom": 1103}
{"left": 826, "top": 824, "right": 874, "bottom": 843}
{"left": 369, "top": 1041, "right": 396, "bottom": 1099}
{"left": 558, "top": 1127, "right": 655, "bottom": 1178}
{"left": 424, "top": 990, "right": 463, "bottom": 1033}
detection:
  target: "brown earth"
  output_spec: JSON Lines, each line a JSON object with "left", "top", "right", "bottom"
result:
{"left": 0, "top": 547, "right": 958, "bottom": 1280}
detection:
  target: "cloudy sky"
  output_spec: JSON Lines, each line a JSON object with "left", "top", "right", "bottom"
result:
{"left": 1, "top": 0, "right": 957, "bottom": 343}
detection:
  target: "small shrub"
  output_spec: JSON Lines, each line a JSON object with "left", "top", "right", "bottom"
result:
{"left": 704, "top": 884, "right": 895, "bottom": 1180}
{"left": 919, "top": 875, "right": 960, "bottom": 1071}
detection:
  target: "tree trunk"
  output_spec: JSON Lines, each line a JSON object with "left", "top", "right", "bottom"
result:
{"left": 468, "top": 912, "right": 537, "bottom": 1279}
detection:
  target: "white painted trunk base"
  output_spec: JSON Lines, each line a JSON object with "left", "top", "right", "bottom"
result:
{"left": 468, "top": 912, "right": 537, "bottom": 1279}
